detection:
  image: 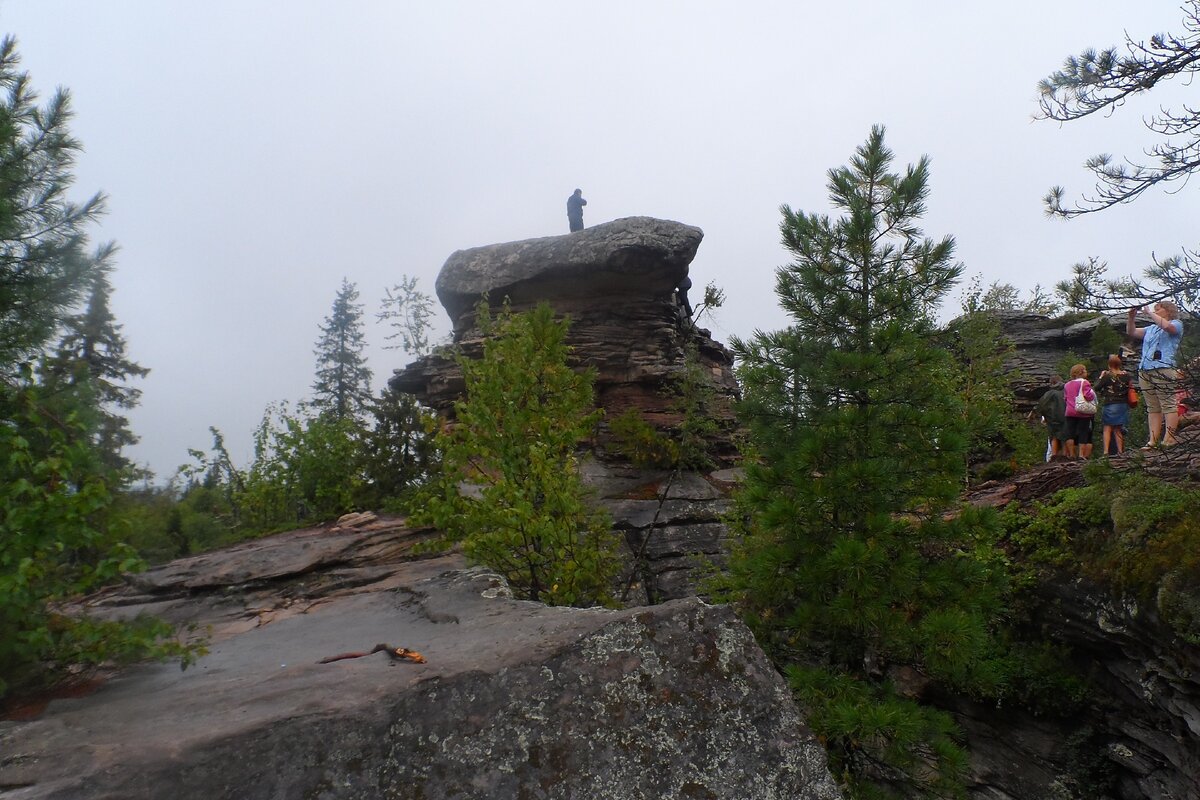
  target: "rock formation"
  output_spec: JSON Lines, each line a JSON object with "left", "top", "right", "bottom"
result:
{"left": 955, "top": 423, "right": 1200, "bottom": 799}
{"left": 0, "top": 519, "right": 842, "bottom": 800}
{"left": 391, "top": 217, "right": 741, "bottom": 602}
{"left": 966, "top": 309, "right": 1137, "bottom": 412}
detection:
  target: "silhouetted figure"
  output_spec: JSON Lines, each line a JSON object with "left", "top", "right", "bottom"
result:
{"left": 567, "top": 188, "right": 587, "bottom": 232}
{"left": 676, "top": 275, "right": 694, "bottom": 318}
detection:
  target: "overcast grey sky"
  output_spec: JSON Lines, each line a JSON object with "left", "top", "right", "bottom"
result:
{"left": 2, "top": 1, "right": 1195, "bottom": 480}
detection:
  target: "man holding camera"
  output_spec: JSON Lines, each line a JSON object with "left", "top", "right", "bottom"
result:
{"left": 1127, "top": 300, "right": 1184, "bottom": 448}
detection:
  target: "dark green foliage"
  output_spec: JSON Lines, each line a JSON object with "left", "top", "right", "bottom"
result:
{"left": 42, "top": 255, "right": 149, "bottom": 482}
{"left": 787, "top": 666, "right": 967, "bottom": 799}
{"left": 416, "top": 301, "right": 619, "bottom": 606}
{"left": 1060, "top": 726, "right": 1119, "bottom": 798}
{"left": 129, "top": 277, "right": 443, "bottom": 555}
{"left": 0, "top": 37, "right": 104, "bottom": 369}
{"left": 725, "top": 127, "right": 1028, "bottom": 797}
{"left": 0, "top": 40, "right": 197, "bottom": 700}
{"left": 607, "top": 409, "right": 679, "bottom": 469}
{"left": 240, "top": 403, "right": 366, "bottom": 530}
{"left": 1089, "top": 321, "right": 1121, "bottom": 361}
{"left": 359, "top": 385, "right": 439, "bottom": 510}
{"left": 948, "top": 279, "right": 1064, "bottom": 471}
{"left": 178, "top": 404, "right": 368, "bottom": 537}
{"left": 0, "top": 376, "right": 199, "bottom": 698}
{"left": 312, "top": 278, "right": 373, "bottom": 421}
{"left": 1002, "top": 466, "right": 1200, "bottom": 643}
{"left": 944, "top": 309, "right": 1024, "bottom": 477}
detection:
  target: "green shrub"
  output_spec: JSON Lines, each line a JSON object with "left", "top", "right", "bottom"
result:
{"left": 1003, "top": 469, "right": 1200, "bottom": 642}
{"left": 415, "top": 302, "right": 620, "bottom": 606}
{"left": 607, "top": 409, "right": 680, "bottom": 469}
{"left": 0, "top": 382, "right": 200, "bottom": 699}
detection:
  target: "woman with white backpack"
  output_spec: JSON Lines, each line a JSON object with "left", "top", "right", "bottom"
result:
{"left": 1063, "top": 363, "right": 1097, "bottom": 459}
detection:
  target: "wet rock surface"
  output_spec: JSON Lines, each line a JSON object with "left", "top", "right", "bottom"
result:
{"left": 0, "top": 519, "right": 842, "bottom": 800}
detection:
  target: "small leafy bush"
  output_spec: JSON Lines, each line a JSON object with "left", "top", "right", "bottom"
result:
{"left": 414, "top": 302, "right": 620, "bottom": 606}
{"left": 0, "top": 382, "right": 201, "bottom": 700}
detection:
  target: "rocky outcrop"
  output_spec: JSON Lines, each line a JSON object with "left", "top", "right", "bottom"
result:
{"left": 964, "top": 425, "right": 1200, "bottom": 510}
{"left": 581, "top": 462, "right": 737, "bottom": 605}
{"left": 392, "top": 216, "right": 737, "bottom": 451}
{"left": 390, "top": 217, "right": 742, "bottom": 601}
{"left": 955, "top": 429, "right": 1200, "bottom": 799}
{"left": 435, "top": 216, "right": 703, "bottom": 334}
{"left": 930, "top": 572, "right": 1200, "bottom": 800}
{"left": 0, "top": 519, "right": 842, "bottom": 800}
{"left": 1031, "top": 578, "right": 1200, "bottom": 800}
{"left": 968, "top": 310, "right": 1137, "bottom": 411}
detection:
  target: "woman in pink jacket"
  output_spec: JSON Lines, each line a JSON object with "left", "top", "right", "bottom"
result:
{"left": 1063, "top": 363, "right": 1097, "bottom": 459}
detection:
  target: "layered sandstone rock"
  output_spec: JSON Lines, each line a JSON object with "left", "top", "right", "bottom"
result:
{"left": 392, "top": 218, "right": 738, "bottom": 447}
{"left": 389, "top": 217, "right": 742, "bottom": 602}
{"left": 957, "top": 309, "right": 1136, "bottom": 411}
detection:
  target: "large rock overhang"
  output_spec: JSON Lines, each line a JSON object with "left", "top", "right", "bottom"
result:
{"left": 435, "top": 216, "right": 703, "bottom": 333}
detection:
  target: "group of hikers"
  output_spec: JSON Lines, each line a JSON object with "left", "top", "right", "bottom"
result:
{"left": 1034, "top": 301, "right": 1193, "bottom": 458}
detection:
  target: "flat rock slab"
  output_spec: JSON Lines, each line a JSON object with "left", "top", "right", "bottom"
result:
{"left": 0, "top": 530, "right": 840, "bottom": 800}
{"left": 436, "top": 216, "right": 702, "bottom": 328}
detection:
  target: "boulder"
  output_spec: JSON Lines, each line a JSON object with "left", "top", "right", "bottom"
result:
{"left": 435, "top": 216, "right": 703, "bottom": 333}
{"left": 0, "top": 520, "right": 842, "bottom": 800}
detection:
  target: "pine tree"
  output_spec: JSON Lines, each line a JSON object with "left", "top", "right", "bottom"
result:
{"left": 0, "top": 36, "right": 104, "bottom": 371}
{"left": 728, "top": 127, "right": 1010, "bottom": 796}
{"left": 0, "top": 38, "right": 196, "bottom": 699}
{"left": 312, "top": 278, "right": 372, "bottom": 421}
{"left": 1038, "top": 2, "right": 1200, "bottom": 309}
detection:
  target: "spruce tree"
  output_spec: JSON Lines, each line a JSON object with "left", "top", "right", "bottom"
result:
{"left": 44, "top": 252, "right": 149, "bottom": 480}
{"left": 729, "top": 127, "right": 1010, "bottom": 797}
{"left": 312, "top": 278, "right": 373, "bottom": 421}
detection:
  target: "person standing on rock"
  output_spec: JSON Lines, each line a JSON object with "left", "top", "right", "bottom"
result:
{"left": 1095, "top": 354, "right": 1132, "bottom": 455}
{"left": 1063, "top": 364, "right": 1097, "bottom": 460}
{"left": 1032, "top": 375, "right": 1066, "bottom": 460}
{"left": 567, "top": 188, "right": 587, "bottom": 232}
{"left": 1127, "top": 300, "right": 1184, "bottom": 448}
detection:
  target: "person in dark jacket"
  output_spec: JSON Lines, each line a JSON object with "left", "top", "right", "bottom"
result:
{"left": 567, "top": 188, "right": 587, "bottom": 232}
{"left": 1033, "top": 375, "right": 1066, "bottom": 460}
